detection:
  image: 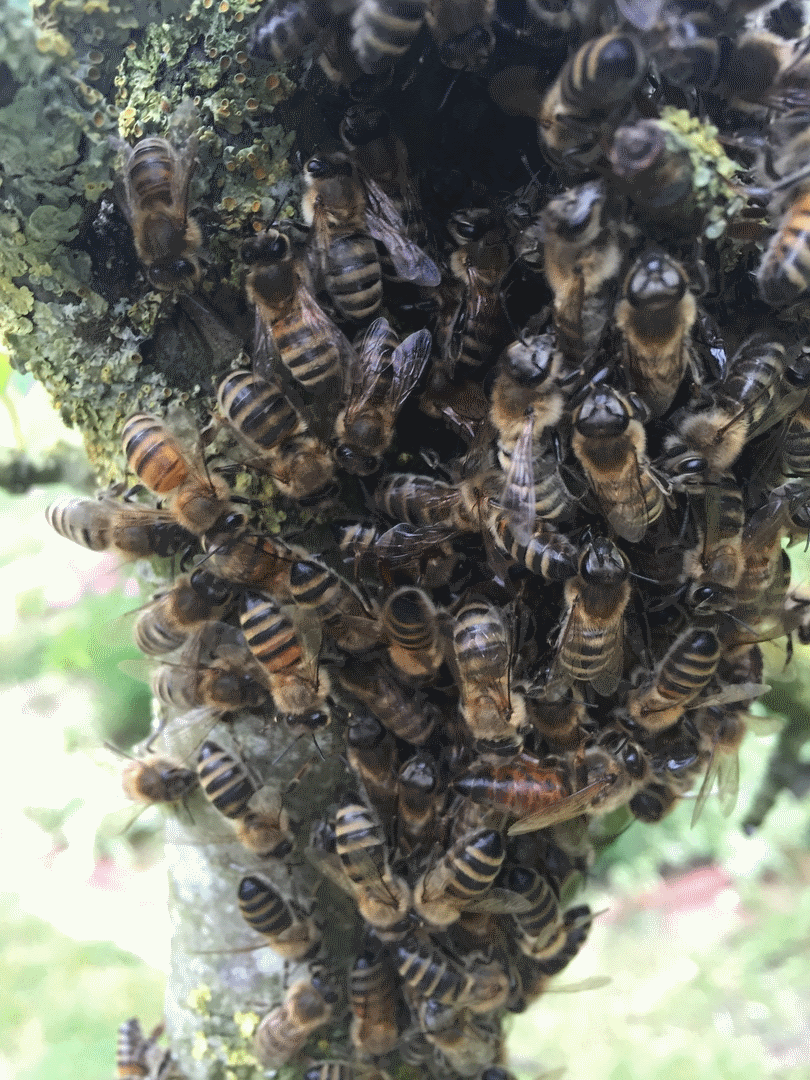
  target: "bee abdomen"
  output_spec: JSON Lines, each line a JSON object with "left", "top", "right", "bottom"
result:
{"left": 273, "top": 313, "right": 342, "bottom": 387}
{"left": 238, "top": 875, "right": 295, "bottom": 937}
{"left": 326, "top": 233, "right": 383, "bottom": 320}
{"left": 218, "top": 370, "right": 303, "bottom": 450}
{"left": 197, "top": 741, "right": 256, "bottom": 819}
{"left": 46, "top": 496, "right": 110, "bottom": 550}
{"left": 351, "top": 0, "right": 428, "bottom": 74}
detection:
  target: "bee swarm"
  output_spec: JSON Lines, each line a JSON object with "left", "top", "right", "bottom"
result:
{"left": 33, "top": 1, "right": 810, "bottom": 1079}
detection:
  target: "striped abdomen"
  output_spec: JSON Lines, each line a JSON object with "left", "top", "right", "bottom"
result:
{"left": 121, "top": 413, "right": 189, "bottom": 494}
{"left": 758, "top": 190, "right": 810, "bottom": 307}
{"left": 351, "top": 0, "right": 428, "bottom": 75}
{"left": 325, "top": 230, "right": 383, "bottom": 321}
{"left": 196, "top": 740, "right": 256, "bottom": 819}
{"left": 218, "top": 369, "right": 305, "bottom": 452}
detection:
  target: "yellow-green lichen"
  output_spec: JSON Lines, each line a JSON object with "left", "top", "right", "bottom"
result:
{"left": 188, "top": 984, "right": 213, "bottom": 1015}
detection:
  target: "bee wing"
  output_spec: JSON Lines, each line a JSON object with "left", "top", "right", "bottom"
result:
{"left": 699, "top": 683, "right": 770, "bottom": 708}
{"left": 389, "top": 329, "right": 432, "bottom": 411}
{"left": 598, "top": 455, "right": 654, "bottom": 544}
{"left": 543, "top": 975, "right": 612, "bottom": 993}
{"left": 170, "top": 131, "right": 199, "bottom": 220}
{"left": 345, "top": 316, "right": 396, "bottom": 410}
{"left": 285, "top": 603, "right": 324, "bottom": 685}
{"left": 461, "top": 889, "right": 533, "bottom": 915}
{"left": 306, "top": 847, "right": 356, "bottom": 898}
{"left": 717, "top": 749, "right": 741, "bottom": 818}
{"left": 507, "top": 779, "right": 613, "bottom": 835}
{"left": 691, "top": 747, "right": 719, "bottom": 827}
{"left": 588, "top": 616, "right": 625, "bottom": 698}
{"left": 252, "top": 305, "right": 284, "bottom": 384}
{"left": 363, "top": 179, "right": 441, "bottom": 286}
{"left": 496, "top": 409, "right": 536, "bottom": 548}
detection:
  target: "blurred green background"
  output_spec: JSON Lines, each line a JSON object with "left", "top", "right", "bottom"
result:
{"left": 2, "top": 359, "right": 810, "bottom": 1080}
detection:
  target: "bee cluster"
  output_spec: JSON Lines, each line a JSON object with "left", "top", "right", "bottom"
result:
{"left": 40, "top": 0, "right": 810, "bottom": 1078}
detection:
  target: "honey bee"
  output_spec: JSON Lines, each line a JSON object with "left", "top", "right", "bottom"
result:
{"left": 691, "top": 698, "right": 749, "bottom": 825}
{"left": 350, "top": 0, "right": 428, "bottom": 74}
{"left": 339, "top": 104, "right": 429, "bottom": 249}
{"left": 302, "top": 152, "right": 383, "bottom": 322}
{"left": 116, "top": 1017, "right": 171, "bottom": 1079}
{"left": 782, "top": 394, "right": 810, "bottom": 477}
{"left": 516, "top": 903, "right": 593, "bottom": 983}
{"left": 552, "top": 536, "right": 631, "bottom": 696}
{"left": 629, "top": 727, "right": 703, "bottom": 823}
{"left": 196, "top": 739, "right": 259, "bottom": 821}
{"left": 413, "top": 827, "right": 511, "bottom": 928}
{"left": 133, "top": 570, "right": 233, "bottom": 656}
{"left": 207, "top": 531, "right": 304, "bottom": 597}
{"left": 490, "top": 334, "right": 568, "bottom": 467}
{"left": 347, "top": 712, "right": 399, "bottom": 820}
{"left": 524, "top": 683, "right": 589, "bottom": 753}
{"left": 572, "top": 386, "right": 665, "bottom": 542}
{"left": 681, "top": 472, "right": 746, "bottom": 601}
{"left": 395, "top": 933, "right": 510, "bottom": 1014}
{"left": 454, "top": 750, "right": 612, "bottom": 835}
{"left": 573, "top": 722, "right": 650, "bottom": 815}
{"left": 254, "top": 976, "right": 339, "bottom": 1068}
{"left": 248, "top": 0, "right": 333, "bottom": 64}
{"left": 337, "top": 660, "right": 439, "bottom": 744}
{"left": 381, "top": 585, "right": 445, "bottom": 681}
{"left": 423, "top": 1009, "right": 502, "bottom": 1077}
{"left": 542, "top": 180, "right": 629, "bottom": 364}
{"left": 242, "top": 226, "right": 355, "bottom": 390}
{"left": 426, "top": 0, "right": 496, "bottom": 71}
{"left": 197, "top": 741, "right": 295, "bottom": 857}
{"left": 334, "top": 317, "right": 432, "bottom": 475}
{"left": 375, "top": 472, "right": 483, "bottom": 532}
{"left": 349, "top": 947, "right": 402, "bottom": 1056}
{"left": 452, "top": 598, "right": 525, "bottom": 760}
{"left": 149, "top": 623, "right": 272, "bottom": 717}
{"left": 119, "top": 752, "right": 198, "bottom": 806}
{"left": 114, "top": 100, "right": 202, "bottom": 291}
{"left": 537, "top": 32, "right": 647, "bottom": 175}
{"left": 608, "top": 118, "right": 698, "bottom": 228}
{"left": 217, "top": 368, "right": 336, "bottom": 505}
{"left": 288, "top": 557, "right": 381, "bottom": 653}
{"left": 626, "top": 626, "right": 722, "bottom": 732}
{"left": 615, "top": 248, "right": 698, "bottom": 417}
{"left": 397, "top": 750, "right": 441, "bottom": 853}
{"left": 236, "top": 874, "right": 321, "bottom": 960}
{"left": 45, "top": 492, "right": 193, "bottom": 560}
{"left": 121, "top": 413, "right": 245, "bottom": 541}
{"left": 239, "top": 592, "right": 333, "bottom": 735}
{"left": 501, "top": 865, "right": 568, "bottom": 960}
{"left": 335, "top": 520, "right": 461, "bottom": 589}
{"left": 313, "top": 793, "right": 411, "bottom": 940}
{"left": 440, "top": 208, "right": 511, "bottom": 376}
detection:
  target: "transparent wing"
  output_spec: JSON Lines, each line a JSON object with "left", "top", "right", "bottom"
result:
{"left": 363, "top": 178, "right": 441, "bottom": 286}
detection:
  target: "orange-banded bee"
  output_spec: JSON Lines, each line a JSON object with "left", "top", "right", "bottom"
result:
{"left": 45, "top": 492, "right": 193, "bottom": 560}
{"left": 239, "top": 592, "right": 333, "bottom": 736}
{"left": 350, "top": 0, "right": 429, "bottom": 75}
{"left": 196, "top": 741, "right": 294, "bottom": 858}
{"left": 413, "top": 826, "right": 513, "bottom": 928}
{"left": 133, "top": 569, "right": 233, "bottom": 656}
{"left": 572, "top": 386, "right": 665, "bottom": 542}
{"left": 758, "top": 112, "right": 810, "bottom": 307}
{"left": 627, "top": 626, "right": 721, "bottom": 732}
{"left": 335, "top": 519, "right": 461, "bottom": 589}
{"left": 243, "top": 226, "right": 355, "bottom": 391}
{"left": 542, "top": 180, "right": 630, "bottom": 364}
{"left": 206, "top": 531, "right": 305, "bottom": 597}
{"left": 451, "top": 598, "right": 525, "bottom": 760}
{"left": 337, "top": 660, "right": 439, "bottom": 744}
{"left": 537, "top": 32, "right": 647, "bottom": 175}
{"left": 254, "top": 976, "right": 339, "bottom": 1068}
{"left": 119, "top": 752, "right": 198, "bottom": 806}
{"left": 609, "top": 118, "right": 697, "bottom": 228}
{"left": 217, "top": 368, "right": 336, "bottom": 505}
{"left": 334, "top": 317, "right": 432, "bottom": 475}
{"left": 349, "top": 947, "right": 402, "bottom": 1056}
{"left": 615, "top": 248, "right": 698, "bottom": 417}
{"left": 552, "top": 536, "right": 631, "bottom": 696}
{"left": 454, "top": 750, "right": 613, "bottom": 835}
{"left": 302, "top": 152, "right": 383, "bottom": 322}
{"left": 347, "top": 712, "right": 399, "bottom": 820}
{"left": 312, "top": 793, "right": 411, "bottom": 940}
{"left": 121, "top": 413, "right": 245, "bottom": 541}
{"left": 288, "top": 557, "right": 381, "bottom": 653}
{"left": 237, "top": 874, "right": 321, "bottom": 960}
{"left": 440, "top": 208, "right": 511, "bottom": 376}
{"left": 426, "top": 0, "right": 496, "bottom": 72}
{"left": 381, "top": 585, "right": 445, "bottom": 680}
{"left": 116, "top": 1017, "right": 171, "bottom": 1079}
{"left": 397, "top": 750, "right": 441, "bottom": 853}
{"left": 113, "top": 100, "right": 202, "bottom": 292}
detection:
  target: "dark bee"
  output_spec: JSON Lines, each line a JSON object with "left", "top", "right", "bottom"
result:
{"left": 338, "top": 660, "right": 439, "bottom": 744}
{"left": 397, "top": 750, "right": 441, "bottom": 853}
{"left": 116, "top": 1017, "right": 171, "bottom": 1079}
{"left": 114, "top": 100, "right": 202, "bottom": 291}
{"left": 537, "top": 32, "right": 647, "bottom": 175}
{"left": 287, "top": 557, "right": 381, "bottom": 653}
{"left": 412, "top": 826, "right": 507, "bottom": 928}
{"left": 627, "top": 626, "right": 722, "bottom": 732}
{"left": 349, "top": 947, "right": 402, "bottom": 1056}
{"left": 334, "top": 317, "right": 432, "bottom": 475}
{"left": 350, "top": 0, "right": 428, "bottom": 74}
{"left": 426, "top": 0, "right": 496, "bottom": 71}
